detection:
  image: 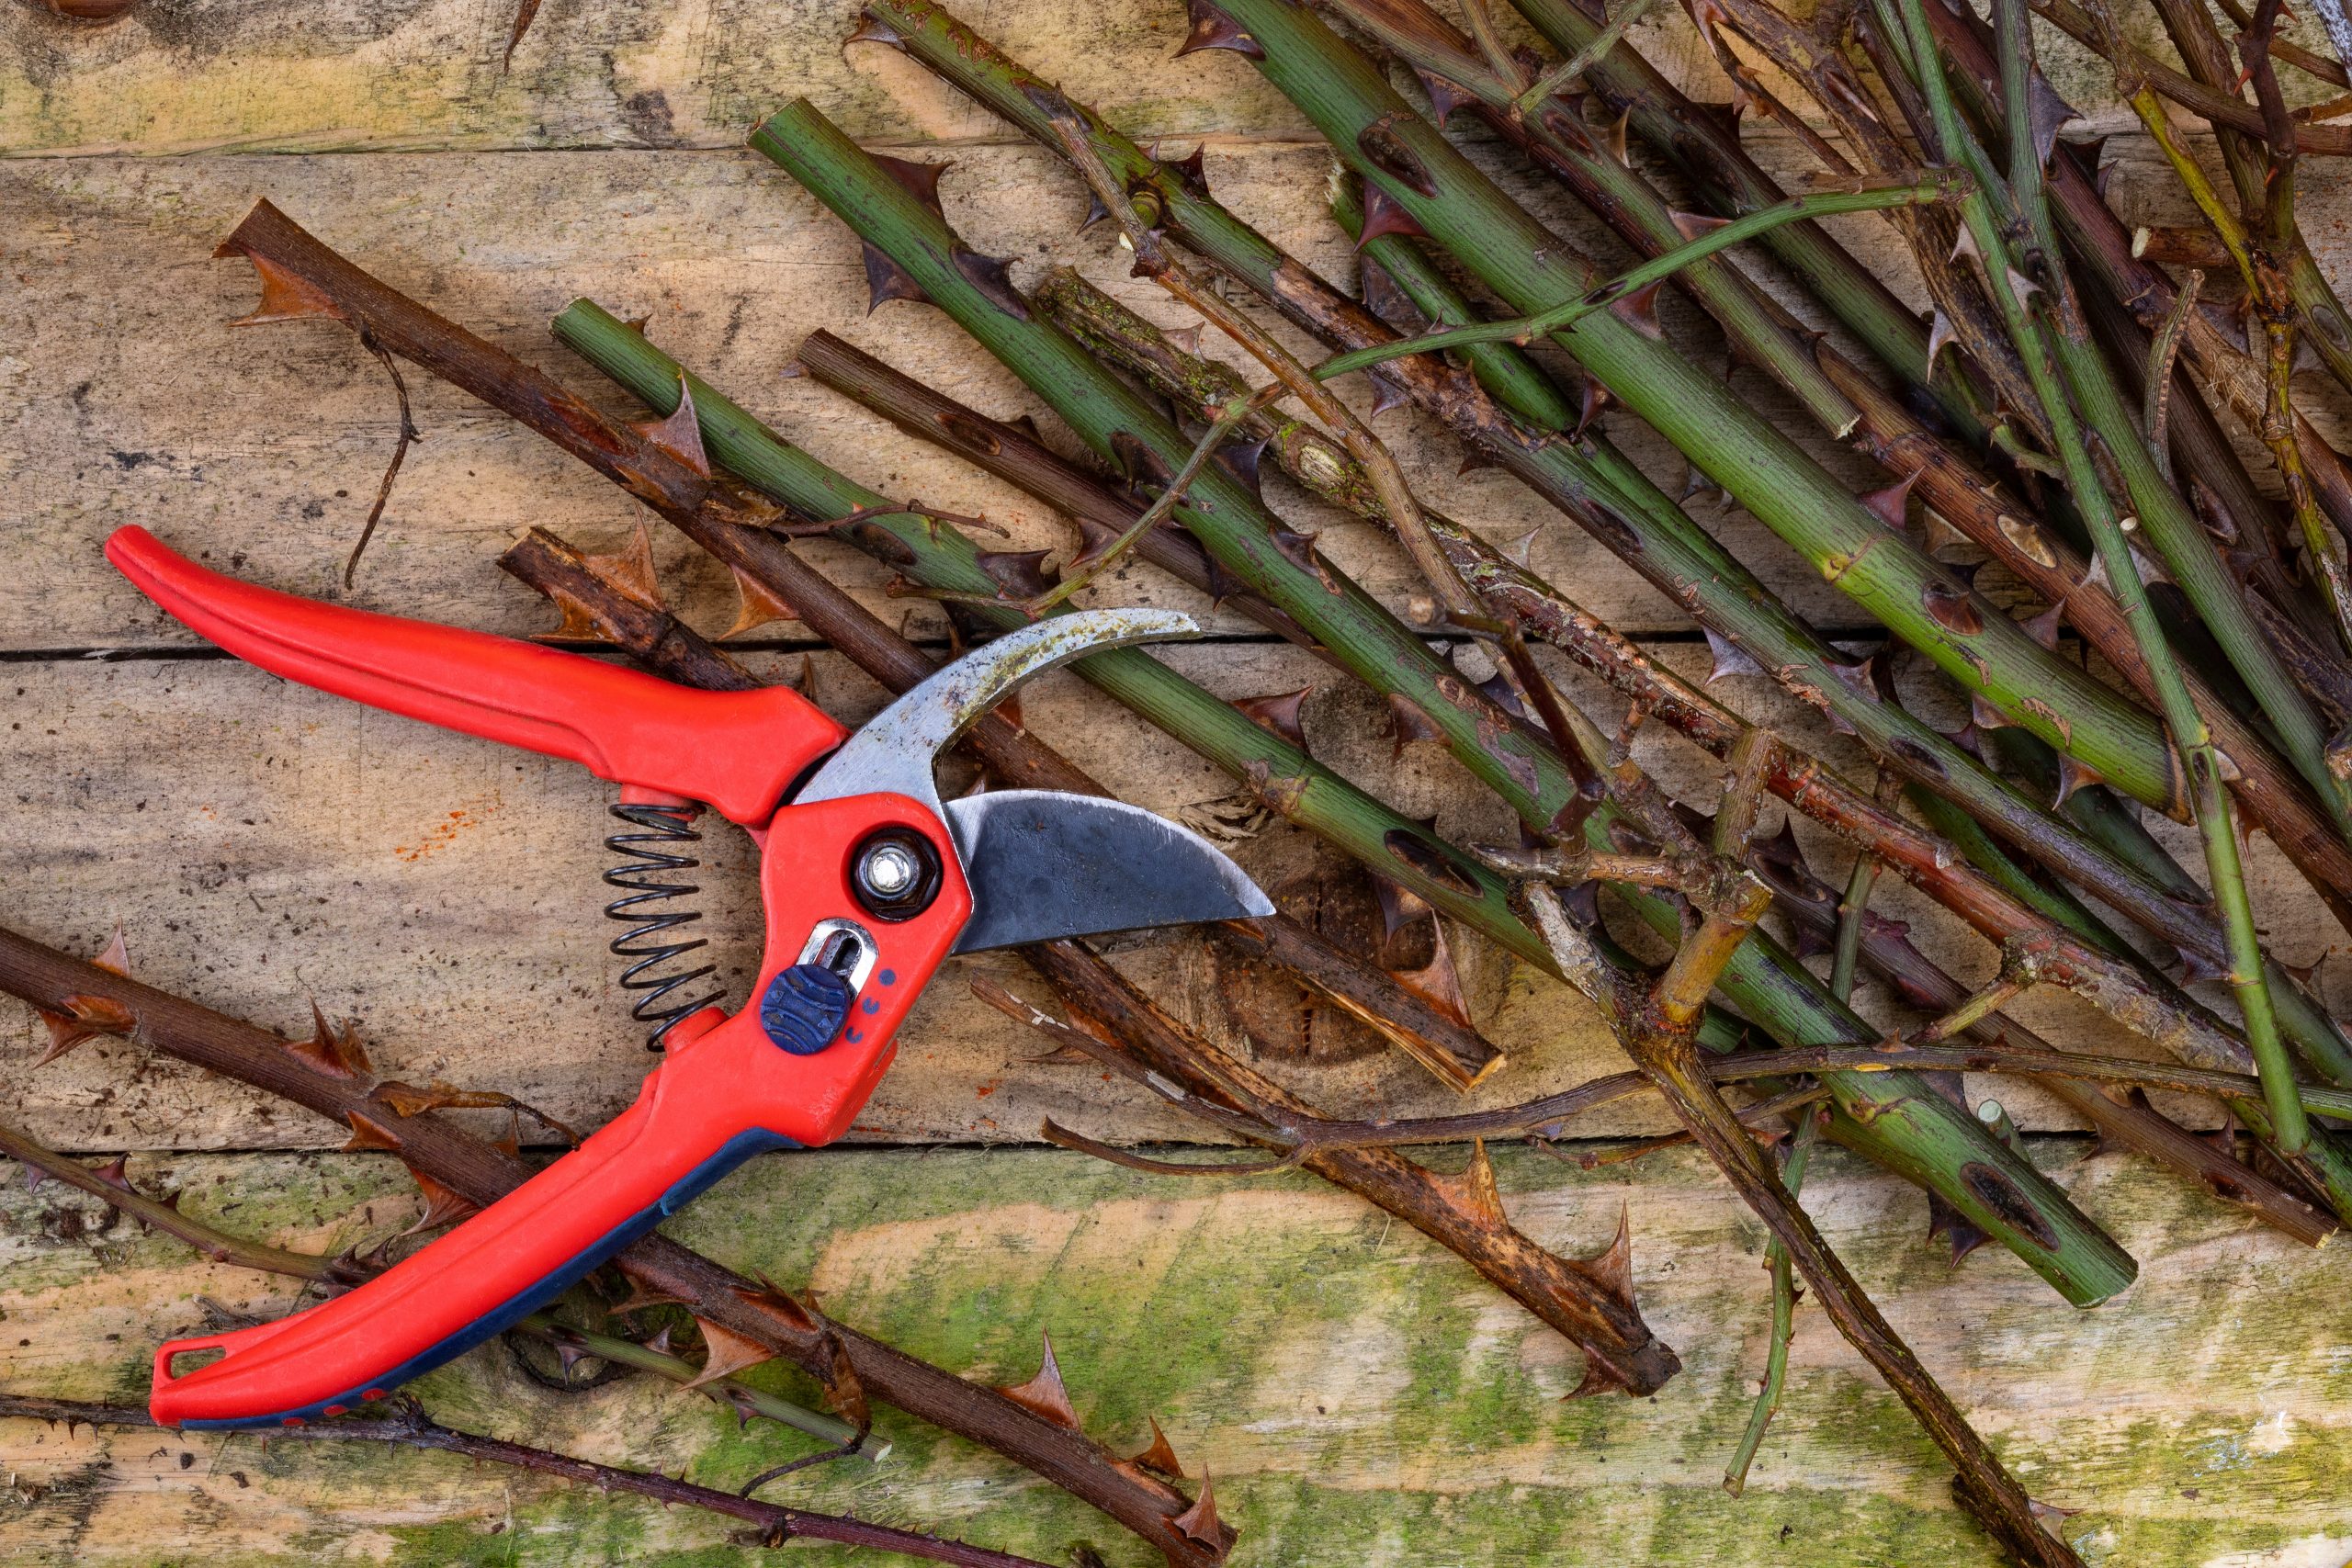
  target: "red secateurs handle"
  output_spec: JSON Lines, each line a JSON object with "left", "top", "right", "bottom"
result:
{"left": 107, "top": 526, "right": 839, "bottom": 827}
{"left": 110, "top": 530, "right": 967, "bottom": 1428}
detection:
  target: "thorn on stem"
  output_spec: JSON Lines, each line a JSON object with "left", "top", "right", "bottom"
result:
{"left": 996, "top": 1331, "right": 1081, "bottom": 1430}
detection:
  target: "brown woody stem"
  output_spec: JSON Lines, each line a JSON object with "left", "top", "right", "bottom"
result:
{"left": 500, "top": 525, "right": 1667, "bottom": 1390}
{"left": 0, "top": 1395, "right": 1039, "bottom": 1567}
{"left": 1, "top": 950, "right": 1220, "bottom": 1553}
{"left": 0, "top": 1118, "right": 871, "bottom": 1453}
{"left": 1022, "top": 939, "right": 1683, "bottom": 1394}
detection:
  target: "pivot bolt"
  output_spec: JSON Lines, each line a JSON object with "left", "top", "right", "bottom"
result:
{"left": 851, "top": 828, "right": 942, "bottom": 921}
{"left": 863, "top": 843, "right": 921, "bottom": 897}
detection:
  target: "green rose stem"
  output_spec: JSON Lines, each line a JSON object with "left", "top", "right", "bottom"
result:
{"left": 1325, "top": 177, "right": 2352, "bottom": 1089}
{"left": 1303, "top": 0, "right": 2352, "bottom": 928}
{"left": 1193, "top": 0, "right": 2192, "bottom": 820}
{"left": 1324, "top": 177, "right": 2303, "bottom": 1008}
{"left": 1028, "top": 267, "right": 2352, "bottom": 1222}
{"left": 1884, "top": 0, "right": 2308, "bottom": 1152}
{"left": 1496, "top": 0, "right": 1983, "bottom": 427}
{"left": 1202, "top": 0, "right": 2316, "bottom": 1153}
{"left": 847, "top": 0, "right": 2352, "bottom": 992}
{"left": 1873, "top": 0, "right": 2352, "bottom": 843}
{"left": 553, "top": 295, "right": 2133, "bottom": 1305}
{"left": 1308, "top": 174, "right": 1966, "bottom": 385}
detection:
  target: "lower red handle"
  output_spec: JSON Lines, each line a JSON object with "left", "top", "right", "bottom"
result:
{"left": 151, "top": 1017, "right": 790, "bottom": 1428}
{"left": 151, "top": 793, "right": 971, "bottom": 1428}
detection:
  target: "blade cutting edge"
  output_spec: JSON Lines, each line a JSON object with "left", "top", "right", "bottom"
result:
{"left": 943, "top": 790, "right": 1272, "bottom": 953}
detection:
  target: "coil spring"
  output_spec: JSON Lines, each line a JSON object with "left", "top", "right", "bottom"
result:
{"left": 604, "top": 801, "right": 724, "bottom": 1049}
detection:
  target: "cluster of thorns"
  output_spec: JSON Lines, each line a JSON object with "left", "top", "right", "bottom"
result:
{"left": 17, "top": 0, "right": 2352, "bottom": 1562}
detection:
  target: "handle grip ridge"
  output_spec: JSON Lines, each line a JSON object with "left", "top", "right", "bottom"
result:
{"left": 106, "top": 525, "right": 843, "bottom": 825}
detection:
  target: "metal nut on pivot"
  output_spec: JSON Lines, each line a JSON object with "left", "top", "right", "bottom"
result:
{"left": 851, "top": 827, "right": 942, "bottom": 921}
{"left": 865, "top": 843, "right": 920, "bottom": 896}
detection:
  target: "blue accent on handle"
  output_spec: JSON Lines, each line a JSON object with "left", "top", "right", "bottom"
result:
{"left": 176, "top": 1128, "right": 799, "bottom": 1430}
{"left": 760, "top": 964, "right": 853, "bottom": 1056}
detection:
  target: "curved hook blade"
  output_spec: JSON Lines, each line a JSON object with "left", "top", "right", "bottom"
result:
{"left": 797, "top": 608, "right": 1199, "bottom": 817}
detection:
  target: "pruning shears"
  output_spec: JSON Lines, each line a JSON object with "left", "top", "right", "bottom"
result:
{"left": 107, "top": 525, "right": 1272, "bottom": 1430}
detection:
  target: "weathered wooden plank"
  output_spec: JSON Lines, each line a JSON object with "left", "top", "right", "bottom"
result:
{"left": 0, "top": 132, "right": 1926, "bottom": 654}
{"left": 0, "top": 0, "right": 1317, "bottom": 156}
{"left": 2, "top": 1142, "right": 2346, "bottom": 1564}
{"left": 6, "top": 0, "right": 2324, "bottom": 157}
{"left": 8, "top": 127, "right": 2343, "bottom": 655}
{"left": 6, "top": 638, "right": 2340, "bottom": 1151}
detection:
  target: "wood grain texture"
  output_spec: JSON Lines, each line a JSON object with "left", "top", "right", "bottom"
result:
{"left": 6, "top": 0, "right": 2352, "bottom": 1559}
{"left": 0, "top": 133, "right": 1927, "bottom": 654}
{"left": 3, "top": 1142, "right": 2347, "bottom": 1566}
{"left": 14, "top": 130, "right": 2326, "bottom": 652}
{"left": 1, "top": 0, "right": 2324, "bottom": 156}
{"left": 10, "top": 633, "right": 2341, "bottom": 1152}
